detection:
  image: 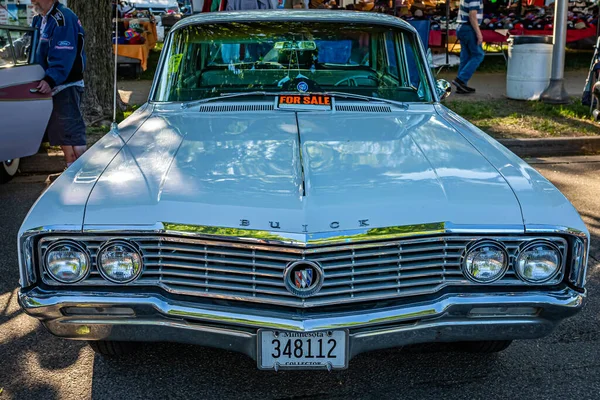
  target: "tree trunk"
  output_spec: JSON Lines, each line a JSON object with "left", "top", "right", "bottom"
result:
{"left": 69, "top": 0, "right": 122, "bottom": 125}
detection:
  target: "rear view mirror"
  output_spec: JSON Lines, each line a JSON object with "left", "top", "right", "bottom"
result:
{"left": 436, "top": 79, "right": 451, "bottom": 101}
{"left": 274, "top": 41, "right": 317, "bottom": 51}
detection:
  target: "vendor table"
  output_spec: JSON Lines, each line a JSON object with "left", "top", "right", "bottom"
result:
{"left": 429, "top": 25, "right": 597, "bottom": 47}
{"left": 112, "top": 19, "right": 157, "bottom": 72}
{"left": 113, "top": 43, "right": 150, "bottom": 71}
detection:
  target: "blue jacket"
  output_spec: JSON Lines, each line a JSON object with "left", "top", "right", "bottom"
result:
{"left": 32, "top": 2, "right": 86, "bottom": 89}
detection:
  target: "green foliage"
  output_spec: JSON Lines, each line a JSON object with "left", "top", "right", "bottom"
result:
{"left": 122, "top": 104, "right": 141, "bottom": 120}
{"left": 139, "top": 47, "right": 163, "bottom": 81}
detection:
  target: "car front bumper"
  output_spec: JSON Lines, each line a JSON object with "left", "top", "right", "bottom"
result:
{"left": 19, "top": 286, "right": 585, "bottom": 365}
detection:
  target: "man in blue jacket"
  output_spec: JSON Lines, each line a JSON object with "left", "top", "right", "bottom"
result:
{"left": 31, "top": 0, "right": 87, "bottom": 167}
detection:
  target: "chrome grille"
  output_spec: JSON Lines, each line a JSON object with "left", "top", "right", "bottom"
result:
{"left": 39, "top": 235, "right": 568, "bottom": 308}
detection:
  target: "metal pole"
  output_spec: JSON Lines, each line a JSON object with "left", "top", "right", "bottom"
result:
{"left": 541, "top": 0, "right": 569, "bottom": 104}
{"left": 111, "top": 7, "right": 120, "bottom": 134}
{"left": 445, "top": 0, "right": 449, "bottom": 65}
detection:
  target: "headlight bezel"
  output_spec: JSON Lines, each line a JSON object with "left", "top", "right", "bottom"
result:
{"left": 461, "top": 240, "right": 509, "bottom": 284}
{"left": 515, "top": 240, "right": 563, "bottom": 284}
{"left": 97, "top": 240, "right": 144, "bottom": 284}
{"left": 43, "top": 240, "right": 91, "bottom": 284}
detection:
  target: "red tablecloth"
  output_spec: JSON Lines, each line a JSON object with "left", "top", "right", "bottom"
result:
{"left": 429, "top": 26, "right": 597, "bottom": 47}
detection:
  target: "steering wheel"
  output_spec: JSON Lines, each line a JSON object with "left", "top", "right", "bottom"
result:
{"left": 334, "top": 75, "right": 379, "bottom": 87}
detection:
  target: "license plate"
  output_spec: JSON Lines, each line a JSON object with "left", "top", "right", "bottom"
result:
{"left": 258, "top": 330, "right": 348, "bottom": 370}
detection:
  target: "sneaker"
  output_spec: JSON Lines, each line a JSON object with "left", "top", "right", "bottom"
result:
{"left": 452, "top": 79, "right": 476, "bottom": 93}
{"left": 452, "top": 79, "right": 469, "bottom": 94}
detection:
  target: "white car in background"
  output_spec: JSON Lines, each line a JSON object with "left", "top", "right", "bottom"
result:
{"left": 0, "top": 24, "right": 52, "bottom": 183}
{"left": 126, "top": 0, "right": 181, "bottom": 15}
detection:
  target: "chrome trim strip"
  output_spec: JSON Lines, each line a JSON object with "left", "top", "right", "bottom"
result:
{"left": 525, "top": 224, "right": 588, "bottom": 238}
{"left": 19, "top": 287, "right": 585, "bottom": 332}
{"left": 78, "top": 221, "right": 527, "bottom": 247}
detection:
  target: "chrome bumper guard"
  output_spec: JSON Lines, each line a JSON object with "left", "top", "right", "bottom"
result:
{"left": 19, "top": 287, "right": 585, "bottom": 362}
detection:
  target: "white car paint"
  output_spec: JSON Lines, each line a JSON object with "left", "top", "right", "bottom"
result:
{"left": 19, "top": 102, "right": 587, "bottom": 239}
{"left": 126, "top": 0, "right": 180, "bottom": 12}
{"left": 0, "top": 64, "right": 52, "bottom": 162}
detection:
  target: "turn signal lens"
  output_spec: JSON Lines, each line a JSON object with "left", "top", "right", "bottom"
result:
{"left": 463, "top": 242, "right": 508, "bottom": 283}
{"left": 45, "top": 242, "right": 90, "bottom": 283}
{"left": 516, "top": 242, "right": 561, "bottom": 283}
{"left": 98, "top": 242, "right": 142, "bottom": 283}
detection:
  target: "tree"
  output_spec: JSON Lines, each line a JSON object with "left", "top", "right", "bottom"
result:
{"left": 69, "top": 0, "right": 122, "bottom": 124}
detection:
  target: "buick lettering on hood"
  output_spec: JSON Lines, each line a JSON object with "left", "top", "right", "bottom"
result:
{"left": 18, "top": 11, "right": 589, "bottom": 371}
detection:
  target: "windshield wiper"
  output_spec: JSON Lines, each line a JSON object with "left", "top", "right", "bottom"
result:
{"left": 181, "top": 91, "right": 273, "bottom": 109}
{"left": 180, "top": 90, "right": 409, "bottom": 110}
{"left": 323, "top": 91, "right": 409, "bottom": 109}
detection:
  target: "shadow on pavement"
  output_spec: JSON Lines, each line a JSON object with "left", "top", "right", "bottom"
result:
{"left": 89, "top": 343, "right": 506, "bottom": 399}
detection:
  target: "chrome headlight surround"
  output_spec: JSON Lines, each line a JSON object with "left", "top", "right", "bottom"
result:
{"left": 515, "top": 240, "right": 563, "bottom": 284}
{"left": 97, "top": 240, "right": 143, "bottom": 284}
{"left": 43, "top": 240, "right": 91, "bottom": 284}
{"left": 569, "top": 238, "right": 588, "bottom": 288}
{"left": 462, "top": 240, "right": 509, "bottom": 284}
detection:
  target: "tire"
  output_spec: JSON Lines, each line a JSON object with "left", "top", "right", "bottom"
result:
{"left": 0, "top": 158, "right": 20, "bottom": 184}
{"left": 455, "top": 340, "right": 513, "bottom": 354}
{"left": 88, "top": 340, "right": 138, "bottom": 356}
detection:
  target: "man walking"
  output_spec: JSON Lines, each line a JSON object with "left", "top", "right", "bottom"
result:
{"left": 453, "top": 0, "right": 484, "bottom": 94}
{"left": 31, "top": 0, "right": 87, "bottom": 167}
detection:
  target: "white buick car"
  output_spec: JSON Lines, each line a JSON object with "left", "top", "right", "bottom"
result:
{"left": 14, "top": 11, "right": 589, "bottom": 371}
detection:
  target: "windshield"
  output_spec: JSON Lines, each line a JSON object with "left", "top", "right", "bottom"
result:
{"left": 153, "top": 21, "right": 433, "bottom": 103}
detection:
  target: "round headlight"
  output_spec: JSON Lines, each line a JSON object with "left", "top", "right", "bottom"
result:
{"left": 516, "top": 242, "right": 561, "bottom": 283}
{"left": 45, "top": 241, "right": 90, "bottom": 283}
{"left": 98, "top": 241, "right": 143, "bottom": 283}
{"left": 463, "top": 241, "right": 508, "bottom": 283}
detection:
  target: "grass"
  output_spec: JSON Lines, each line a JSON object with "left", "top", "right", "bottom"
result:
{"left": 445, "top": 97, "right": 600, "bottom": 138}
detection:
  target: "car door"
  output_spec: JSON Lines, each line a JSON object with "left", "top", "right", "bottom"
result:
{"left": 0, "top": 24, "right": 52, "bottom": 162}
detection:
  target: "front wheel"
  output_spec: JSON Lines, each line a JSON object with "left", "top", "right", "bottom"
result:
{"left": 88, "top": 340, "right": 139, "bottom": 356}
{"left": 0, "top": 159, "right": 20, "bottom": 184}
{"left": 455, "top": 340, "right": 513, "bottom": 353}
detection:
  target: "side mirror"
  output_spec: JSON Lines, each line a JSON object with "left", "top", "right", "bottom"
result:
{"left": 436, "top": 79, "right": 451, "bottom": 101}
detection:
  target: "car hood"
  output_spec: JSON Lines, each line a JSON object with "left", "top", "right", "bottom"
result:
{"left": 83, "top": 105, "right": 524, "bottom": 233}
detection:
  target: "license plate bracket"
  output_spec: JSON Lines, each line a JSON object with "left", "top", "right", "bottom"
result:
{"left": 257, "top": 329, "right": 348, "bottom": 371}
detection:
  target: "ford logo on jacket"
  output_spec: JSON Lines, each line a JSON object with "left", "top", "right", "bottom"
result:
{"left": 31, "top": 2, "right": 86, "bottom": 90}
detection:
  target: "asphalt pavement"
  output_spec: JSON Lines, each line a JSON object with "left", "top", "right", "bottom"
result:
{"left": 0, "top": 157, "right": 599, "bottom": 400}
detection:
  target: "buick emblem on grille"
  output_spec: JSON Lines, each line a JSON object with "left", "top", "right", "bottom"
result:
{"left": 284, "top": 260, "right": 324, "bottom": 298}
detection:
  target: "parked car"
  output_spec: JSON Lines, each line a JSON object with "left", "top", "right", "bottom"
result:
{"left": 18, "top": 11, "right": 589, "bottom": 371}
{"left": 126, "top": 0, "right": 180, "bottom": 15}
{"left": 0, "top": 24, "right": 52, "bottom": 183}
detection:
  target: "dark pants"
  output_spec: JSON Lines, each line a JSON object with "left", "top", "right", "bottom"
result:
{"left": 45, "top": 86, "right": 86, "bottom": 147}
{"left": 457, "top": 24, "right": 485, "bottom": 84}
